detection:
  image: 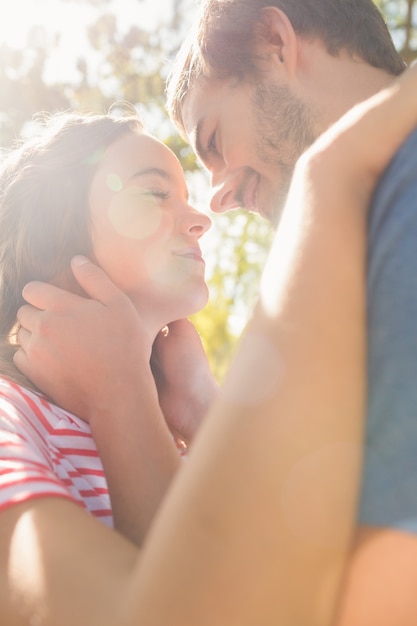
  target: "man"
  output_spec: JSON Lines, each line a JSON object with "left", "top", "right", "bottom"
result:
{"left": 164, "top": 1, "right": 417, "bottom": 621}
{"left": 166, "top": 0, "right": 405, "bottom": 223}
{"left": 4, "top": 2, "right": 417, "bottom": 624}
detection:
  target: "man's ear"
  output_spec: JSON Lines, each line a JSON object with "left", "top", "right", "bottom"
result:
{"left": 254, "top": 7, "right": 298, "bottom": 78}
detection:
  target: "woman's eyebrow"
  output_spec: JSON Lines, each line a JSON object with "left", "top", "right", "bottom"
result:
{"left": 128, "top": 167, "right": 171, "bottom": 182}
{"left": 127, "top": 166, "right": 189, "bottom": 201}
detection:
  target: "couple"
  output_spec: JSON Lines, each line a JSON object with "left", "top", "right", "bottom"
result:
{"left": 2, "top": 1, "right": 417, "bottom": 624}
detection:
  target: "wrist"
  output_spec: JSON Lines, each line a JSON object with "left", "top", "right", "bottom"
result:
{"left": 88, "top": 364, "right": 159, "bottom": 431}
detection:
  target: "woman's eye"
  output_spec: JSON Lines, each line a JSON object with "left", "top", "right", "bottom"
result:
{"left": 144, "top": 189, "right": 169, "bottom": 200}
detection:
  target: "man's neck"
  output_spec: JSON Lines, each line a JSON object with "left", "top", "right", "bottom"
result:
{"left": 296, "top": 38, "right": 397, "bottom": 135}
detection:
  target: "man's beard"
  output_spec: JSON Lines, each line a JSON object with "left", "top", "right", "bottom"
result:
{"left": 253, "top": 82, "right": 319, "bottom": 226}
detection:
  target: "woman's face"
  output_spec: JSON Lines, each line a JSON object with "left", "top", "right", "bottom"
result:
{"left": 89, "top": 131, "right": 211, "bottom": 328}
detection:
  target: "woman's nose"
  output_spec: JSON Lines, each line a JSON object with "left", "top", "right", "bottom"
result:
{"left": 181, "top": 206, "right": 212, "bottom": 237}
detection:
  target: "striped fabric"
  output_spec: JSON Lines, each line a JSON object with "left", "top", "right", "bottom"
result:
{"left": 0, "top": 378, "right": 113, "bottom": 527}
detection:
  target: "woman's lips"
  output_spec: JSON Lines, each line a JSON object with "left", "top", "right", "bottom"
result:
{"left": 173, "top": 247, "right": 205, "bottom": 263}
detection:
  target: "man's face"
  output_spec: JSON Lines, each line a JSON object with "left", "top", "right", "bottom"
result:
{"left": 182, "top": 76, "right": 319, "bottom": 226}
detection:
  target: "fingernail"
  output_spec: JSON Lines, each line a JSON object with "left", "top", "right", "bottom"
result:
{"left": 72, "top": 255, "right": 89, "bottom": 266}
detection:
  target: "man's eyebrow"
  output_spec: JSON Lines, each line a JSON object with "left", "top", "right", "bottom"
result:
{"left": 128, "top": 167, "right": 171, "bottom": 182}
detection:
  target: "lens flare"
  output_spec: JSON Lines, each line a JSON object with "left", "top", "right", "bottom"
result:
{"left": 106, "top": 173, "right": 123, "bottom": 192}
{"left": 108, "top": 187, "right": 162, "bottom": 239}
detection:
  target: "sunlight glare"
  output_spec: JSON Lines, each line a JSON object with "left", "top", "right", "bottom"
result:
{"left": 0, "top": 0, "right": 172, "bottom": 81}
{"left": 0, "top": 0, "right": 92, "bottom": 47}
{"left": 8, "top": 508, "right": 46, "bottom": 613}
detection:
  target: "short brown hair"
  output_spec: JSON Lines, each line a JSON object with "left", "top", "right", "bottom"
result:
{"left": 167, "top": 0, "right": 405, "bottom": 135}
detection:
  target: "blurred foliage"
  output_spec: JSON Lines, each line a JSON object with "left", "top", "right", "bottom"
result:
{"left": 192, "top": 210, "right": 274, "bottom": 381}
{"left": 0, "top": 0, "right": 415, "bottom": 381}
{"left": 375, "top": 0, "right": 417, "bottom": 63}
{"left": 0, "top": 39, "right": 69, "bottom": 146}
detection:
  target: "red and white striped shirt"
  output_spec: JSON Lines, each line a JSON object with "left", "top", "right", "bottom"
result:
{"left": 0, "top": 378, "right": 113, "bottom": 526}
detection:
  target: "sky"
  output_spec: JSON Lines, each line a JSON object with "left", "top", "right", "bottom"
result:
{"left": 0, "top": 0, "right": 178, "bottom": 83}
{"left": 0, "top": 0, "right": 170, "bottom": 46}
{"left": 0, "top": 0, "right": 189, "bottom": 105}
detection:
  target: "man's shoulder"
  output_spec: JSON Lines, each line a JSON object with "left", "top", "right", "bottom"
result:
{"left": 383, "top": 125, "right": 417, "bottom": 176}
{"left": 368, "top": 126, "right": 417, "bottom": 244}
{"left": 372, "top": 126, "right": 417, "bottom": 209}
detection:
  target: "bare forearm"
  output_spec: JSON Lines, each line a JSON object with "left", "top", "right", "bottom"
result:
{"left": 90, "top": 381, "right": 182, "bottom": 546}
{"left": 122, "top": 155, "right": 367, "bottom": 626}
{"left": 151, "top": 319, "right": 220, "bottom": 444}
{"left": 124, "top": 66, "right": 417, "bottom": 623}
{"left": 0, "top": 499, "right": 138, "bottom": 626}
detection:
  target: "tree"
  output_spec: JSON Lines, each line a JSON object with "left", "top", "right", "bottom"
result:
{"left": 192, "top": 210, "right": 274, "bottom": 380}
{"left": 0, "top": 38, "right": 70, "bottom": 147}
{"left": 376, "top": 0, "right": 417, "bottom": 64}
{"left": 0, "top": 0, "right": 415, "bottom": 379}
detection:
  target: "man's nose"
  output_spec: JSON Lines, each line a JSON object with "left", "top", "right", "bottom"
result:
{"left": 209, "top": 173, "right": 241, "bottom": 214}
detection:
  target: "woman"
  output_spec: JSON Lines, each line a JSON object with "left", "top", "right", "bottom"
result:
{"left": 0, "top": 110, "right": 215, "bottom": 546}
{"left": 3, "top": 64, "right": 417, "bottom": 625}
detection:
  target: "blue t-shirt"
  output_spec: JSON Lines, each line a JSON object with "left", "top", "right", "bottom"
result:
{"left": 359, "top": 127, "right": 417, "bottom": 532}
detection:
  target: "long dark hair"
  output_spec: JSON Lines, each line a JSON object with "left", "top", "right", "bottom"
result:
{"left": 0, "top": 110, "right": 143, "bottom": 388}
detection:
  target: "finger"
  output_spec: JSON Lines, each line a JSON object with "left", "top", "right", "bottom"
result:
{"left": 70, "top": 256, "right": 127, "bottom": 306}
{"left": 13, "top": 346, "right": 29, "bottom": 378}
{"left": 16, "top": 325, "right": 31, "bottom": 349}
{"left": 22, "top": 281, "right": 82, "bottom": 312}
{"left": 12, "top": 347, "right": 40, "bottom": 391}
{"left": 167, "top": 318, "right": 199, "bottom": 338}
{"left": 167, "top": 319, "right": 190, "bottom": 333}
{"left": 16, "top": 303, "right": 43, "bottom": 330}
